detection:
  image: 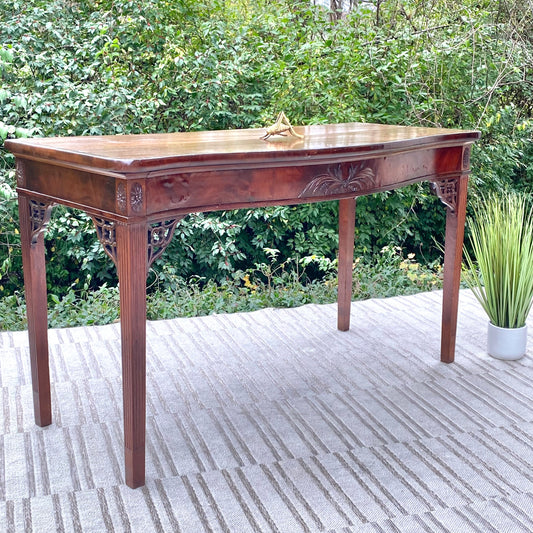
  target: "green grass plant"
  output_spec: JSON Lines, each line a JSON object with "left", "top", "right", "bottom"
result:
{"left": 463, "top": 193, "right": 533, "bottom": 329}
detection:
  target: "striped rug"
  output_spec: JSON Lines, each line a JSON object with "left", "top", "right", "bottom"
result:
{"left": 1, "top": 289, "right": 533, "bottom": 532}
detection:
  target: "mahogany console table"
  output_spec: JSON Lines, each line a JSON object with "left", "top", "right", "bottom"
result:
{"left": 6, "top": 122, "right": 480, "bottom": 488}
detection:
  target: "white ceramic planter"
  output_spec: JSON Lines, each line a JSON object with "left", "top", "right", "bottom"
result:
{"left": 487, "top": 322, "right": 528, "bottom": 360}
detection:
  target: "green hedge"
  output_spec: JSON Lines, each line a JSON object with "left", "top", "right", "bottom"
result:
{"left": 1, "top": 0, "right": 532, "bottom": 299}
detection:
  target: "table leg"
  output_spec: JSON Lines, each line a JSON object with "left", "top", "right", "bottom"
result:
{"left": 440, "top": 175, "right": 469, "bottom": 363}
{"left": 116, "top": 222, "right": 147, "bottom": 488}
{"left": 338, "top": 198, "right": 356, "bottom": 331}
{"left": 18, "top": 196, "right": 53, "bottom": 427}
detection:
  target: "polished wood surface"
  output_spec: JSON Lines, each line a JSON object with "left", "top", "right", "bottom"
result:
{"left": 7, "top": 123, "right": 478, "bottom": 167}
{"left": 337, "top": 198, "right": 356, "bottom": 332}
{"left": 17, "top": 196, "right": 52, "bottom": 427}
{"left": 441, "top": 175, "right": 469, "bottom": 363}
{"left": 6, "top": 122, "right": 480, "bottom": 488}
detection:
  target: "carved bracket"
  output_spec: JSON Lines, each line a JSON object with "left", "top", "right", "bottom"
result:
{"left": 431, "top": 178, "right": 459, "bottom": 213}
{"left": 29, "top": 199, "right": 55, "bottom": 245}
{"left": 91, "top": 217, "right": 118, "bottom": 266}
{"left": 91, "top": 217, "right": 183, "bottom": 272}
{"left": 299, "top": 163, "right": 376, "bottom": 198}
{"left": 147, "top": 218, "right": 183, "bottom": 270}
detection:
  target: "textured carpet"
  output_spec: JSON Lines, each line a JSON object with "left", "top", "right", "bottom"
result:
{"left": 1, "top": 289, "right": 533, "bottom": 532}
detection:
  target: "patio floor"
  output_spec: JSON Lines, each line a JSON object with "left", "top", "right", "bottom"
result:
{"left": 1, "top": 289, "right": 533, "bottom": 532}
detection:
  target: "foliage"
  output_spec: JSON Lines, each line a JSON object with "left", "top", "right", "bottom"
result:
{"left": 0, "top": 0, "right": 532, "bottom": 309}
{"left": 0, "top": 291, "right": 26, "bottom": 330}
{"left": 0, "top": 244, "right": 441, "bottom": 331}
{"left": 48, "top": 284, "right": 120, "bottom": 328}
{"left": 463, "top": 192, "right": 533, "bottom": 328}
{"left": 353, "top": 245, "right": 443, "bottom": 299}
{"left": 0, "top": 168, "right": 19, "bottom": 289}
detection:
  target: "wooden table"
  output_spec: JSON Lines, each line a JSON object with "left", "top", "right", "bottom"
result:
{"left": 6, "top": 122, "right": 480, "bottom": 488}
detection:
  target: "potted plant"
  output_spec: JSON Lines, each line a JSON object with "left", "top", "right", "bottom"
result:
{"left": 463, "top": 192, "right": 533, "bottom": 360}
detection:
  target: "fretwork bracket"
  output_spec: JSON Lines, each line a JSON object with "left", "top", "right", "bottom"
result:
{"left": 147, "top": 218, "right": 183, "bottom": 269}
{"left": 430, "top": 177, "right": 459, "bottom": 213}
{"left": 90, "top": 217, "right": 184, "bottom": 274}
{"left": 91, "top": 217, "right": 118, "bottom": 266}
{"left": 29, "top": 199, "right": 55, "bottom": 246}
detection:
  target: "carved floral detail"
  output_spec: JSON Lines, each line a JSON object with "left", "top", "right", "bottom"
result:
{"left": 116, "top": 183, "right": 127, "bottom": 213}
{"left": 299, "top": 163, "right": 376, "bottom": 198}
{"left": 147, "top": 218, "right": 183, "bottom": 269}
{"left": 16, "top": 161, "right": 25, "bottom": 186}
{"left": 462, "top": 146, "right": 471, "bottom": 169}
{"left": 431, "top": 178, "right": 458, "bottom": 213}
{"left": 29, "top": 199, "right": 54, "bottom": 245}
{"left": 130, "top": 183, "right": 143, "bottom": 213}
{"left": 91, "top": 217, "right": 118, "bottom": 265}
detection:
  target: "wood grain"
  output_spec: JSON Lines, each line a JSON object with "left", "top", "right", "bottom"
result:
{"left": 337, "top": 198, "right": 356, "bottom": 332}
{"left": 17, "top": 195, "right": 53, "bottom": 426}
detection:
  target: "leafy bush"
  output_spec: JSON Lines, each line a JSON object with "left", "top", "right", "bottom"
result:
{"left": 0, "top": 244, "right": 441, "bottom": 331}
{"left": 0, "top": 0, "right": 532, "bottom": 308}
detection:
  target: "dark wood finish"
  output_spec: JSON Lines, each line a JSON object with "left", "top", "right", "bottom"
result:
{"left": 6, "top": 122, "right": 480, "bottom": 488}
{"left": 337, "top": 198, "right": 356, "bottom": 331}
{"left": 116, "top": 221, "right": 147, "bottom": 489}
{"left": 17, "top": 195, "right": 53, "bottom": 427}
{"left": 441, "top": 175, "right": 469, "bottom": 363}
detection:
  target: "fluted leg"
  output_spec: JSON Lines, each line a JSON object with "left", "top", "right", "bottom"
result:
{"left": 116, "top": 222, "right": 147, "bottom": 488}
{"left": 18, "top": 195, "right": 53, "bottom": 426}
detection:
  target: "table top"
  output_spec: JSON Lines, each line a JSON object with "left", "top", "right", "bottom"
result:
{"left": 6, "top": 122, "right": 480, "bottom": 173}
